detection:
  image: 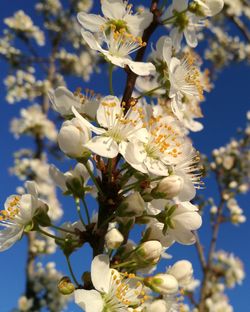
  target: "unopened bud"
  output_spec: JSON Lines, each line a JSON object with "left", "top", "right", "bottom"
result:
{"left": 168, "top": 260, "right": 193, "bottom": 287}
{"left": 105, "top": 228, "right": 124, "bottom": 249}
{"left": 152, "top": 175, "right": 184, "bottom": 199}
{"left": 117, "top": 192, "right": 145, "bottom": 217}
{"left": 58, "top": 276, "right": 75, "bottom": 295}
{"left": 148, "top": 300, "right": 167, "bottom": 312}
{"left": 145, "top": 274, "right": 178, "bottom": 294}
{"left": 136, "top": 240, "right": 162, "bottom": 265}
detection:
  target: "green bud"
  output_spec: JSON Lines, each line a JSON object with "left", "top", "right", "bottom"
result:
{"left": 58, "top": 276, "right": 75, "bottom": 295}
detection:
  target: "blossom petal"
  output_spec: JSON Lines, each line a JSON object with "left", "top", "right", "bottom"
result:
{"left": 0, "top": 225, "right": 23, "bottom": 251}
{"left": 72, "top": 106, "right": 105, "bottom": 135}
{"left": 127, "top": 60, "right": 156, "bottom": 76}
{"left": 77, "top": 12, "right": 106, "bottom": 32}
{"left": 101, "top": 0, "right": 126, "bottom": 19}
{"left": 184, "top": 28, "right": 198, "bottom": 48}
{"left": 97, "top": 96, "right": 122, "bottom": 129}
{"left": 91, "top": 254, "right": 111, "bottom": 293}
{"left": 75, "top": 289, "right": 103, "bottom": 312}
{"left": 81, "top": 30, "right": 104, "bottom": 53}
{"left": 85, "top": 136, "right": 119, "bottom": 158}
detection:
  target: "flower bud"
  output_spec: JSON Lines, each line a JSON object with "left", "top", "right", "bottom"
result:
{"left": 168, "top": 260, "right": 193, "bottom": 287}
{"left": 105, "top": 228, "right": 124, "bottom": 249}
{"left": 147, "top": 300, "right": 167, "bottom": 312}
{"left": 58, "top": 118, "right": 91, "bottom": 158}
{"left": 145, "top": 274, "right": 178, "bottom": 294}
{"left": 117, "top": 192, "right": 145, "bottom": 217}
{"left": 135, "top": 240, "right": 162, "bottom": 265}
{"left": 58, "top": 276, "right": 75, "bottom": 295}
{"left": 152, "top": 175, "right": 184, "bottom": 199}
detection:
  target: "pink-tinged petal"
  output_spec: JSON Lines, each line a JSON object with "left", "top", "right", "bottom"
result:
{"left": 85, "top": 136, "right": 119, "bottom": 158}
{"left": 72, "top": 106, "right": 105, "bottom": 135}
{"left": 91, "top": 255, "right": 111, "bottom": 293}
{"left": 127, "top": 60, "right": 156, "bottom": 76}
{"left": 97, "top": 96, "right": 122, "bottom": 129}
{"left": 75, "top": 289, "right": 103, "bottom": 312}
{"left": 81, "top": 30, "right": 104, "bottom": 53}
{"left": 77, "top": 12, "right": 106, "bottom": 32}
{"left": 101, "top": 0, "right": 126, "bottom": 19}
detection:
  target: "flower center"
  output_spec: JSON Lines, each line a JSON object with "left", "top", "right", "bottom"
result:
{"left": 0, "top": 196, "right": 21, "bottom": 222}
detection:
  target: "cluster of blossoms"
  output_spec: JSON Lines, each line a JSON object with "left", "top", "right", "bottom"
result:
{"left": 13, "top": 262, "right": 71, "bottom": 312}
{"left": 1, "top": 0, "right": 249, "bottom": 312}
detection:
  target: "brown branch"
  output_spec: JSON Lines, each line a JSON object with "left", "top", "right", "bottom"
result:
{"left": 121, "top": 1, "right": 161, "bottom": 109}
{"left": 228, "top": 14, "right": 250, "bottom": 42}
{"left": 194, "top": 231, "right": 207, "bottom": 271}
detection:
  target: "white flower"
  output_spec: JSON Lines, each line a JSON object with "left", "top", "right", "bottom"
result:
{"left": 122, "top": 117, "right": 194, "bottom": 176}
{"left": 75, "top": 254, "right": 144, "bottom": 312}
{"left": 163, "top": 0, "right": 205, "bottom": 51}
{"left": 57, "top": 117, "right": 91, "bottom": 158}
{"left": 153, "top": 175, "right": 186, "bottom": 199}
{"left": 48, "top": 86, "right": 99, "bottom": 119}
{"left": 0, "top": 182, "right": 47, "bottom": 251}
{"left": 167, "top": 260, "right": 193, "bottom": 287}
{"left": 147, "top": 200, "right": 202, "bottom": 245}
{"left": 73, "top": 95, "right": 147, "bottom": 158}
{"left": 80, "top": 29, "right": 155, "bottom": 75}
{"left": 77, "top": 0, "right": 153, "bottom": 37}
{"left": 194, "top": 0, "right": 224, "bottom": 17}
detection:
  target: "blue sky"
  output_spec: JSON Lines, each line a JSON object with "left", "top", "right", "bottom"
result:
{"left": 0, "top": 1, "right": 249, "bottom": 311}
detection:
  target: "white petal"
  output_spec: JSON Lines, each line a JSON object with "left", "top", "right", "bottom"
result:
{"left": 173, "top": 0, "right": 188, "bottom": 11}
{"left": 97, "top": 96, "right": 122, "bottom": 128}
{"left": 77, "top": 12, "right": 106, "bottom": 32}
{"left": 72, "top": 106, "right": 105, "bottom": 135}
{"left": 125, "top": 11, "right": 153, "bottom": 36}
{"left": 145, "top": 158, "right": 169, "bottom": 176}
{"left": 170, "top": 28, "right": 183, "bottom": 52}
{"left": 127, "top": 60, "right": 156, "bottom": 76}
{"left": 25, "top": 181, "right": 38, "bottom": 198}
{"left": 163, "top": 37, "right": 173, "bottom": 65}
{"left": 0, "top": 225, "right": 23, "bottom": 251}
{"left": 85, "top": 136, "right": 119, "bottom": 158}
{"left": 105, "top": 54, "right": 127, "bottom": 68}
{"left": 75, "top": 289, "right": 103, "bottom": 312}
{"left": 184, "top": 28, "right": 198, "bottom": 48}
{"left": 49, "top": 165, "right": 67, "bottom": 192}
{"left": 48, "top": 86, "right": 80, "bottom": 116}
{"left": 81, "top": 30, "right": 104, "bottom": 53}
{"left": 91, "top": 254, "right": 111, "bottom": 293}
{"left": 101, "top": 0, "right": 126, "bottom": 19}
{"left": 119, "top": 141, "right": 147, "bottom": 166}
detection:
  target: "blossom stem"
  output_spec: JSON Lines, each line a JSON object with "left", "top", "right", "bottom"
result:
{"left": 111, "top": 260, "right": 135, "bottom": 269}
{"left": 109, "top": 63, "right": 114, "bottom": 95}
{"left": 65, "top": 255, "right": 80, "bottom": 287}
{"left": 50, "top": 224, "right": 76, "bottom": 235}
{"left": 37, "top": 227, "right": 67, "bottom": 242}
{"left": 83, "top": 161, "right": 104, "bottom": 196}
{"left": 82, "top": 197, "right": 91, "bottom": 225}
{"left": 75, "top": 197, "right": 86, "bottom": 227}
{"left": 136, "top": 86, "right": 163, "bottom": 99}
{"left": 161, "top": 8, "right": 189, "bottom": 24}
